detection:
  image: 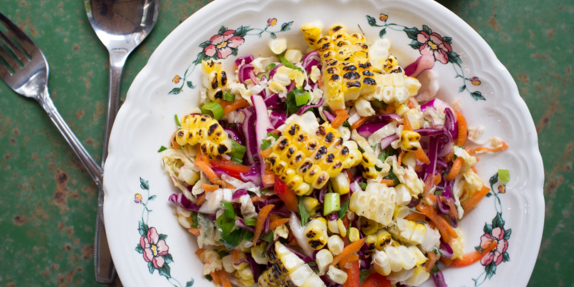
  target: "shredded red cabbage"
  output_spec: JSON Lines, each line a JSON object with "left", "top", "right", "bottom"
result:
{"left": 252, "top": 95, "right": 274, "bottom": 187}
{"left": 327, "top": 213, "right": 338, "bottom": 221}
{"left": 224, "top": 128, "right": 243, "bottom": 145}
{"left": 375, "top": 113, "right": 401, "bottom": 122}
{"left": 248, "top": 70, "right": 260, "bottom": 85}
{"left": 296, "top": 94, "right": 325, "bottom": 115}
{"left": 407, "top": 198, "right": 420, "bottom": 207}
{"left": 380, "top": 134, "right": 398, "bottom": 150}
{"left": 269, "top": 64, "right": 282, "bottom": 78}
{"left": 235, "top": 55, "right": 254, "bottom": 66}
{"left": 444, "top": 107, "right": 458, "bottom": 139}
{"left": 439, "top": 240, "right": 454, "bottom": 258}
{"left": 241, "top": 108, "right": 258, "bottom": 165}
{"left": 235, "top": 218, "right": 255, "bottom": 233}
{"left": 232, "top": 189, "right": 249, "bottom": 200}
{"left": 404, "top": 54, "right": 435, "bottom": 78}
{"left": 420, "top": 99, "right": 436, "bottom": 111}
{"left": 431, "top": 268, "right": 448, "bottom": 287}
{"left": 269, "top": 111, "right": 287, "bottom": 128}
{"left": 240, "top": 164, "right": 262, "bottom": 187}
{"left": 414, "top": 128, "right": 444, "bottom": 137}
{"left": 356, "top": 121, "right": 388, "bottom": 137}
{"left": 302, "top": 50, "right": 321, "bottom": 72}
{"left": 323, "top": 110, "right": 336, "bottom": 122}
{"left": 425, "top": 135, "right": 439, "bottom": 177}
{"left": 211, "top": 167, "right": 231, "bottom": 179}
{"left": 168, "top": 193, "right": 200, "bottom": 211}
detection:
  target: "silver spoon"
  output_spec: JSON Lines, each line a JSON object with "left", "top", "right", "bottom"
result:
{"left": 84, "top": 0, "right": 160, "bottom": 283}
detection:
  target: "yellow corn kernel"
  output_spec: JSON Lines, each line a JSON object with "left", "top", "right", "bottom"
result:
{"left": 348, "top": 227, "right": 360, "bottom": 243}
{"left": 305, "top": 219, "right": 328, "bottom": 250}
{"left": 337, "top": 219, "right": 347, "bottom": 237}
{"left": 360, "top": 218, "right": 379, "bottom": 236}
{"left": 395, "top": 104, "right": 409, "bottom": 116}
{"left": 400, "top": 130, "right": 422, "bottom": 152}
{"left": 376, "top": 229, "right": 392, "bottom": 251}
{"left": 303, "top": 197, "right": 319, "bottom": 216}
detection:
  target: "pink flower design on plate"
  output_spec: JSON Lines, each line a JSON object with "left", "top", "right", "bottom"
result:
{"left": 203, "top": 30, "right": 245, "bottom": 60}
{"left": 141, "top": 227, "right": 169, "bottom": 268}
{"left": 416, "top": 31, "right": 452, "bottom": 64}
{"left": 480, "top": 227, "right": 509, "bottom": 266}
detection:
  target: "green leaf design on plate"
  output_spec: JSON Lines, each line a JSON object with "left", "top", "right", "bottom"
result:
{"left": 492, "top": 212, "right": 505, "bottom": 228}
{"left": 158, "top": 263, "right": 171, "bottom": 278}
{"left": 135, "top": 244, "right": 144, "bottom": 254}
{"left": 168, "top": 87, "right": 182, "bottom": 95}
{"left": 158, "top": 233, "right": 168, "bottom": 241}
{"left": 366, "top": 15, "right": 377, "bottom": 26}
{"left": 379, "top": 28, "right": 387, "bottom": 38}
{"left": 270, "top": 32, "right": 277, "bottom": 39}
{"left": 483, "top": 222, "right": 493, "bottom": 235}
{"left": 140, "top": 177, "right": 149, "bottom": 190}
{"left": 443, "top": 36, "right": 452, "bottom": 44}
{"left": 408, "top": 40, "right": 423, "bottom": 50}
{"left": 280, "top": 21, "right": 294, "bottom": 32}
{"left": 218, "top": 25, "right": 228, "bottom": 35}
{"left": 148, "top": 261, "right": 155, "bottom": 274}
{"left": 446, "top": 51, "right": 462, "bottom": 65}
{"left": 186, "top": 279, "right": 194, "bottom": 287}
{"left": 163, "top": 253, "right": 174, "bottom": 264}
{"left": 459, "top": 85, "right": 466, "bottom": 92}
{"left": 404, "top": 27, "right": 420, "bottom": 40}
{"left": 187, "top": 81, "right": 195, "bottom": 88}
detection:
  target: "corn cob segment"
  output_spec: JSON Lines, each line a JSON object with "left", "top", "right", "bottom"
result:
{"left": 176, "top": 114, "right": 232, "bottom": 157}
{"left": 304, "top": 219, "right": 329, "bottom": 250}
{"left": 396, "top": 218, "right": 428, "bottom": 245}
{"left": 265, "top": 122, "right": 360, "bottom": 195}
{"left": 202, "top": 60, "right": 229, "bottom": 101}
{"left": 259, "top": 241, "right": 322, "bottom": 287}
{"left": 232, "top": 251, "right": 255, "bottom": 286}
{"left": 371, "top": 69, "right": 421, "bottom": 105}
{"left": 372, "top": 244, "right": 427, "bottom": 277}
{"left": 349, "top": 183, "right": 396, "bottom": 225}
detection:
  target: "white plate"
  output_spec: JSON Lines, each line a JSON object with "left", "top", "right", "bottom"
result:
{"left": 103, "top": 0, "right": 544, "bottom": 286}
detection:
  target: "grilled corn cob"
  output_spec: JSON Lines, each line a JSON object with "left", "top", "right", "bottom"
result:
{"left": 372, "top": 244, "right": 427, "bottom": 277}
{"left": 302, "top": 196, "right": 320, "bottom": 216}
{"left": 231, "top": 251, "right": 255, "bottom": 286}
{"left": 369, "top": 39, "right": 391, "bottom": 72}
{"left": 176, "top": 114, "right": 232, "bottom": 157}
{"left": 265, "top": 122, "right": 360, "bottom": 195}
{"left": 269, "top": 66, "right": 306, "bottom": 94}
{"left": 349, "top": 182, "right": 396, "bottom": 225}
{"left": 360, "top": 151, "right": 379, "bottom": 179}
{"left": 396, "top": 218, "right": 428, "bottom": 245}
{"left": 259, "top": 241, "right": 323, "bottom": 287}
{"left": 372, "top": 71, "right": 421, "bottom": 105}
{"left": 202, "top": 60, "right": 229, "bottom": 101}
{"left": 304, "top": 219, "right": 328, "bottom": 250}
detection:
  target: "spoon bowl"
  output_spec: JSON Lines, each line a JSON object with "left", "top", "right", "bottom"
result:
{"left": 84, "top": 0, "right": 160, "bottom": 283}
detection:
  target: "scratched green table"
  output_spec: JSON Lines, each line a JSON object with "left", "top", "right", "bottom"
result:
{"left": 0, "top": 0, "right": 571, "bottom": 286}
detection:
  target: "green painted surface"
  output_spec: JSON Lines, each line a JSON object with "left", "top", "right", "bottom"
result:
{"left": 0, "top": 0, "right": 571, "bottom": 286}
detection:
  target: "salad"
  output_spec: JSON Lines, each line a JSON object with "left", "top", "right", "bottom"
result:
{"left": 160, "top": 22, "right": 509, "bottom": 287}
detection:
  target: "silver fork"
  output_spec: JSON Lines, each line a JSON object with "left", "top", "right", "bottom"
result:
{"left": 0, "top": 14, "right": 103, "bottom": 191}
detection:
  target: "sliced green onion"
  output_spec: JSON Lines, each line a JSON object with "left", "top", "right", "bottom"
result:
{"left": 498, "top": 169, "right": 510, "bottom": 182}
{"left": 295, "top": 91, "right": 311, "bottom": 106}
{"left": 229, "top": 139, "right": 246, "bottom": 164}
{"left": 244, "top": 218, "right": 257, "bottom": 226}
{"left": 257, "top": 72, "right": 270, "bottom": 80}
{"left": 201, "top": 102, "right": 224, "bottom": 120}
{"left": 174, "top": 114, "right": 181, "bottom": 127}
{"left": 223, "top": 91, "right": 235, "bottom": 102}
{"left": 323, "top": 193, "right": 341, "bottom": 216}
{"left": 278, "top": 54, "right": 304, "bottom": 73}
{"left": 265, "top": 63, "right": 277, "bottom": 71}
{"left": 371, "top": 100, "right": 384, "bottom": 110}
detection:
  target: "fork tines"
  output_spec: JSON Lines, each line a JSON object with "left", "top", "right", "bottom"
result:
{"left": 0, "top": 13, "right": 35, "bottom": 76}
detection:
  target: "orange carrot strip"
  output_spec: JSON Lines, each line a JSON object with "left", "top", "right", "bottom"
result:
{"left": 194, "top": 160, "right": 225, "bottom": 186}
{"left": 456, "top": 111, "right": 467, "bottom": 146}
{"left": 331, "top": 112, "right": 350, "bottom": 129}
{"left": 333, "top": 109, "right": 348, "bottom": 117}
{"left": 330, "top": 238, "right": 366, "bottom": 267}
{"left": 404, "top": 213, "right": 427, "bottom": 222}
{"left": 170, "top": 131, "right": 179, "bottom": 149}
{"left": 201, "top": 183, "right": 219, "bottom": 192}
{"left": 262, "top": 165, "right": 275, "bottom": 185}
{"left": 445, "top": 157, "right": 464, "bottom": 181}
{"left": 196, "top": 145, "right": 209, "bottom": 163}
{"left": 195, "top": 248, "right": 204, "bottom": 258}
{"left": 317, "top": 76, "right": 323, "bottom": 89}
{"left": 380, "top": 179, "right": 396, "bottom": 186}
{"left": 221, "top": 98, "right": 250, "bottom": 114}
{"left": 452, "top": 241, "right": 498, "bottom": 267}
{"left": 434, "top": 173, "right": 442, "bottom": 185}
{"left": 339, "top": 254, "right": 359, "bottom": 270}
{"left": 188, "top": 227, "right": 200, "bottom": 236}
{"left": 216, "top": 270, "right": 232, "bottom": 287}
{"left": 469, "top": 142, "right": 509, "bottom": 155}
{"left": 210, "top": 271, "right": 221, "bottom": 286}
{"left": 350, "top": 116, "right": 372, "bottom": 130}
{"left": 269, "top": 214, "right": 282, "bottom": 222}
{"left": 231, "top": 249, "right": 239, "bottom": 263}
{"left": 462, "top": 186, "right": 491, "bottom": 213}
{"left": 417, "top": 204, "right": 458, "bottom": 243}
{"left": 445, "top": 151, "right": 453, "bottom": 162}
{"left": 403, "top": 116, "right": 413, "bottom": 131}
{"left": 269, "top": 218, "right": 290, "bottom": 230}
{"left": 398, "top": 150, "right": 405, "bottom": 166}
{"left": 260, "top": 147, "right": 273, "bottom": 158}
{"left": 426, "top": 250, "right": 438, "bottom": 271}
{"left": 345, "top": 170, "right": 354, "bottom": 184}
{"left": 253, "top": 204, "right": 275, "bottom": 245}
{"left": 196, "top": 194, "right": 207, "bottom": 206}
{"left": 415, "top": 149, "right": 431, "bottom": 165}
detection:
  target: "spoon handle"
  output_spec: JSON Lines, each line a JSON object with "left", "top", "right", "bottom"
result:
{"left": 94, "top": 50, "right": 128, "bottom": 284}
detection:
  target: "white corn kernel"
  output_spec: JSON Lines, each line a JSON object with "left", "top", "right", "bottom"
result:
{"left": 328, "top": 235, "right": 344, "bottom": 255}
{"left": 327, "top": 266, "right": 348, "bottom": 284}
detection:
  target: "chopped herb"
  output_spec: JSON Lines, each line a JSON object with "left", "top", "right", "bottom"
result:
{"left": 371, "top": 100, "right": 384, "bottom": 110}
{"left": 191, "top": 212, "right": 198, "bottom": 229}
{"left": 244, "top": 218, "right": 257, "bottom": 226}
{"left": 342, "top": 121, "right": 351, "bottom": 128}
{"left": 221, "top": 201, "right": 237, "bottom": 219}
{"left": 265, "top": 63, "right": 277, "bottom": 72}
{"left": 157, "top": 146, "right": 168, "bottom": 153}
{"left": 174, "top": 114, "right": 181, "bottom": 128}
{"left": 217, "top": 202, "right": 243, "bottom": 250}
{"left": 267, "top": 132, "right": 280, "bottom": 141}
{"left": 205, "top": 275, "right": 213, "bottom": 282}
{"left": 242, "top": 230, "right": 254, "bottom": 241}
{"left": 229, "top": 140, "right": 246, "bottom": 164}
{"left": 217, "top": 250, "right": 229, "bottom": 259}
{"left": 261, "top": 231, "right": 274, "bottom": 242}
{"left": 278, "top": 54, "right": 304, "bottom": 73}
{"left": 359, "top": 269, "right": 371, "bottom": 285}
{"left": 223, "top": 90, "right": 235, "bottom": 102}
{"left": 307, "top": 262, "right": 317, "bottom": 267}
{"left": 434, "top": 189, "right": 443, "bottom": 196}
{"left": 434, "top": 246, "right": 444, "bottom": 257}
{"left": 298, "top": 196, "right": 311, "bottom": 226}
{"left": 260, "top": 139, "right": 273, "bottom": 150}
{"left": 338, "top": 198, "right": 350, "bottom": 219}
{"left": 286, "top": 88, "right": 308, "bottom": 114}
{"left": 430, "top": 264, "right": 440, "bottom": 274}
{"left": 385, "top": 168, "right": 401, "bottom": 185}
{"left": 359, "top": 182, "right": 367, "bottom": 190}
{"left": 378, "top": 144, "right": 396, "bottom": 163}
{"left": 261, "top": 188, "right": 269, "bottom": 196}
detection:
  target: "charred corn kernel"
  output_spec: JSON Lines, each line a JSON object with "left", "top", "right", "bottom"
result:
{"left": 269, "top": 38, "right": 287, "bottom": 54}
{"left": 176, "top": 114, "right": 231, "bottom": 157}
{"left": 301, "top": 21, "right": 324, "bottom": 48}
{"left": 202, "top": 60, "right": 229, "bottom": 102}
{"left": 327, "top": 235, "right": 344, "bottom": 255}
{"left": 350, "top": 183, "right": 396, "bottom": 225}
{"left": 360, "top": 218, "right": 379, "bottom": 236}
{"left": 266, "top": 122, "right": 351, "bottom": 192}
{"left": 376, "top": 229, "right": 392, "bottom": 251}
{"left": 316, "top": 249, "right": 333, "bottom": 275}
{"left": 222, "top": 255, "right": 235, "bottom": 273}
{"left": 327, "top": 218, "right": 339, "bottom": 234}
{"left": 337, "top": 219, "right": 347, "bottom": 237}
{"left": 302, "top": 196, "right": 319, "bottom": 216}
{"left": 305, "top": 219, "right": 328, "bottom": 250}
{"left": 258, "top": 269, "right": 281, "bottom": 287}
{"left": 263, "top": 241, "right": 323, "bottom": 287}
{"left": 348, "top": 227, "right": 360, "bottom": 242}
{"left": 395, "top": 104, "right": 409, "bottom": 116}
{"left": 330, "top": 172, "right": 350, "bottom": 195}
{"left": 400, "top": 130, "right": 422, "bottom": 152}
{"left": 302, "top": 274, "right": 326, "bottom": 287}
{"left": 327, "top": 266, "right": 348, "bottom": 284}
{"left": 373, "top": 250, "right": 391, "bottom": 276}
{"left": 362, "top": 152, "right": 377, "bottom": 167}
{"left": 366, "top": 234, "right": 378, "bottom": 252}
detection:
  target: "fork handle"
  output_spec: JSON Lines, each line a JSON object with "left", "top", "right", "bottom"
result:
{"left": 38, "top": 89, "right": 104, "bottom": 187}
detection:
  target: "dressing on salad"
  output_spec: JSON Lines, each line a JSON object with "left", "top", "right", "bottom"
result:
{"left": 160, "top": 22, "right": 509, "bottom": 287}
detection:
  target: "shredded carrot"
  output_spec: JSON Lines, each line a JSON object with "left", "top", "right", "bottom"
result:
{"left": 251, "top": 196, "right": 265, "bottom": 203}
{"left": 231, "top": 249, "right": 239, "bottom": 263}
{"left": 194, "top": 160, "right": 226, "bottom": 186}
{"left": 379, "top": 105, "right": 396, "bottom": 114}
{"left": 469, "top": 141, "right": 509, "bottom": 155}
{"left": 195, "top": 248, "right": 204, "bottom": 258}
{"left": 471, "top": 166, "right": 478, "bottom": 173}
{"left": 446, "top": 197, "right": 459, "bottom": 219}
{"left": 196, "top": 145, "right": 209, "bottom": 163}
{"left": 330, "top": 238, "right": 366, "bottom": 267}
{"left": 434, "top": 174, "right": 442, "bottom": 185}
{"left": 350, "top": 116, "right": 372, "bottom": 130}
{"left": 414, "top": 149, "right": 431, "bottom": 165}
{"left": 417, "top": 203, "right": 458, "bottom": 243}
{"left": 196, "top": 193, "right": 207, "bottom": 206}
{"left": 253, "top": 204, "right": 275, "bottom": 245}
{"left": 210, "top": 271, "right": 221, "bottom": 286}
{"left": 220, "top": 98, "right": 250, "bottom": 114}
{"left": 260, "top": 147, "right": 273, "bottom": 158}
{"left": 380, "top": 179, "right": 396, "bottom": 186}
{"left": 402, "top": 116, "right": 413, "bottom": 131}
{"left": 404, "top": 213, "right": 427, "bottom": 222}
{"left": 397, "top": 150, "right": 405, "bottom": 166}
{"left": 339, "top": 254, "right": 359, "bottom": 270}
{"left": 441, "top": 257, "right": 453, "bottom": 266}
{"left": 216, "top": 270, "right": 232, "bottom": 287}
{"left": 317, "top": 76, "right": 323, "bottom": 89}
{"left": 445, "top": 157, "right": 464, "bottom": 181}
{"left": 262, "top": 165, "right": 275, "bottom": 185}
{"left": 445, "top": 151, "right": 453, "bottom": 162}
{"left": 269, "top": 218, "right": 290, "bottom": 230}
{"left": 188, "top": 227, "right": 200, "bottom": 236}
{"left": 426, "top": 250, "right": 438, "bottom": 271}
{"left": 407, "top": 97, "right": 417, "bottom": 109}
{"left": 462, "top": 186, "right": 491, "bottom": 213}
{"left": 201, "top": 183, "right": 219, "bottom": 192}
{"left": 269, "top": 214, "right": 282, "bottom": 222}
{"left": 455, "top": 111, "right": 467, "bottom": 146}
{"left": 170, "top": 131, "right": 179, "bottom": 149}
{"left": 331, "top": 109, "right": 349, "bottom": 128}
{"left": 452, "top": 241, "right": 498, "bottom": 267}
